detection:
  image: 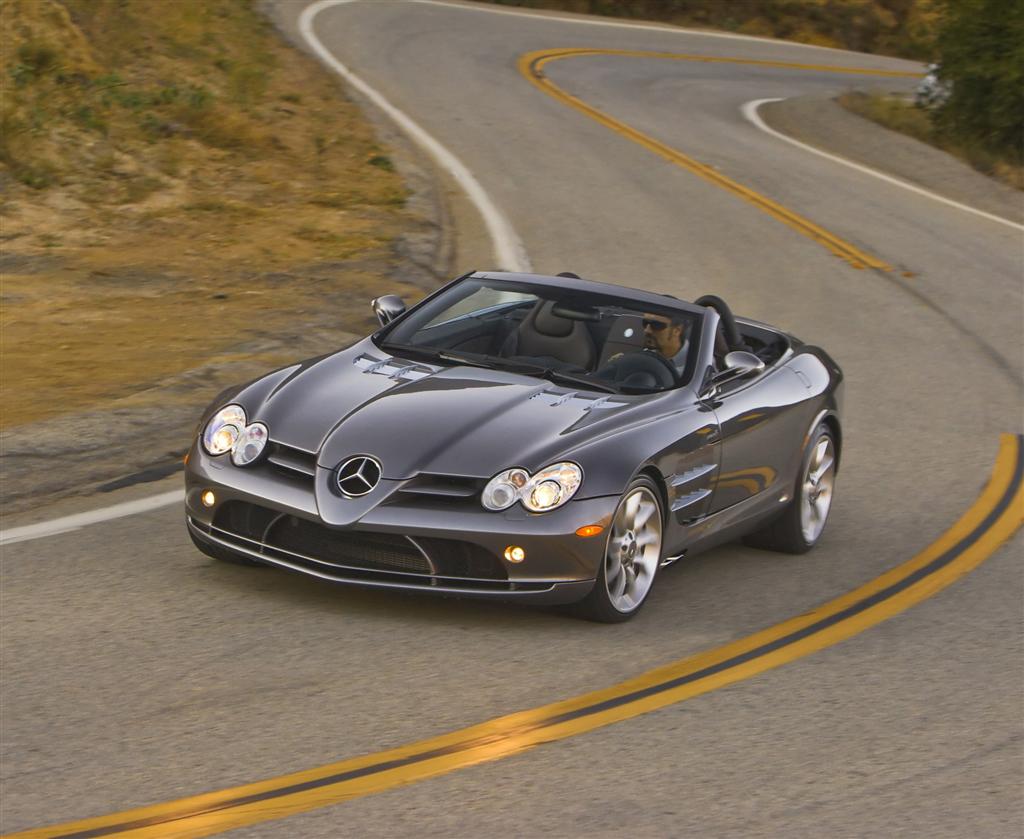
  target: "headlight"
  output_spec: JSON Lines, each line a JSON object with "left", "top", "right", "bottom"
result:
{"left": 231, "top": 422, "right": 269, "bottom": 466}
{"left": 481, "top": 462, "right": 582, "bottom": 513}
{"left": 481, "top": 468, "right": 529, "bottom": 510}
{"left": 202, "top": 405, "right": 246, "bottom": 456}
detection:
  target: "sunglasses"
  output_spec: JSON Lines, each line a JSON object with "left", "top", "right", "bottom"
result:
{"left": 642, "top": 318, "right": 672, "bottom": 332}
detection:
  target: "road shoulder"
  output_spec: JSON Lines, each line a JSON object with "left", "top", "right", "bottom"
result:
{"left": 759, "top": 92, "right": 1023, "bottom": 225}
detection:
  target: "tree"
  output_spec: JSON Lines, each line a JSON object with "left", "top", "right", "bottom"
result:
{"left": 934, "top": 0, "right": 1024, "bottom": 161}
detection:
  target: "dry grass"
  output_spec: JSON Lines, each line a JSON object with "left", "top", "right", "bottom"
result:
{"left": 838, "top": 91, "right": 1024, "bottom": 191}
{"left": 0, "top": 0, "right": 424, "bottom": 428}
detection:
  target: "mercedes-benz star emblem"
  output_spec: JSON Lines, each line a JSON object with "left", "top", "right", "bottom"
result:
{"left": 336, "top": 456, "right": 382, "bottom": 497}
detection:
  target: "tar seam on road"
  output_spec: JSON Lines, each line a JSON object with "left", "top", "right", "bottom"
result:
{"left": 11, "top": 434, "right": 1022, "bottom": 839}
{"left": 518, "top": 47, "right": 924, "bottom": 271}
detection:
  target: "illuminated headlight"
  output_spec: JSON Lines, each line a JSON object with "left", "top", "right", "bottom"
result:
{"left": 201, "top": 405, "right": 269, "bottom": 467}
{"left": 202, "top": 405, "right": 246, "bottom": 456}
{"left": 231, "top": 422, "right": 269, "bottom": 466}
{"left": 481, "top": 462, "right": 582, "bottom": 513}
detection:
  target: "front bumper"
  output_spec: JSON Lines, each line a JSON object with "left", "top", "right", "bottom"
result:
{"left": 185, "top": 444, "right": 618, "bottom": 605}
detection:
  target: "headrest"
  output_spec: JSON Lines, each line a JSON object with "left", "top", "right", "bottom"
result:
{"left": 533, "top": 301, "right": 574, "bottom": 337}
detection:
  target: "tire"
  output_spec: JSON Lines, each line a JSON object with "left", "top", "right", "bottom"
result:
{"left": 189, "top": 526, "right": 263, "bottom": 566}
{"left": 744, "top": 422, "right": 837, "bottom": 554}
{"left": 574, "top": 476, "right": 664, "bottom": 623}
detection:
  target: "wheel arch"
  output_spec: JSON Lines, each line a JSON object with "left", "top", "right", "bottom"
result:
{"left": 636, "top": 464, "right": 670, "bottom": 522}
{"left": 820, "top": 412, "right": 842, "bottom": 473}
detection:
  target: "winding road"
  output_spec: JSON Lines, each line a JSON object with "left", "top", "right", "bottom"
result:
{"left": 2, "top": 1, "right": 1022, "bottom": 836}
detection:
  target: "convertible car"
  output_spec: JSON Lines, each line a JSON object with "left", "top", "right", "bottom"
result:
{"left": 185, "top": 271, "right": 842, "bottom": 622}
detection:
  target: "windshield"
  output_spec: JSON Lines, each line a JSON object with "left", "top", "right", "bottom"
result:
{"left": 375, "top": 278, "right": 701, "bottom": 394}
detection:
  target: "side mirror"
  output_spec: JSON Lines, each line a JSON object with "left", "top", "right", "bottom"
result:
{"left": 701, "top": 351, "right": 765, "bottom": 397}
{"left": 372, "top": 294, "right": 406, "bottom": 326}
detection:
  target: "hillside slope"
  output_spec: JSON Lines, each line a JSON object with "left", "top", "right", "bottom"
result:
{"left": 1, "top": 0, "right": 426, "bottom": 429}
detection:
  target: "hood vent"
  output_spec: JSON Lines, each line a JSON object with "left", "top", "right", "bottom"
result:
{"left": 529, "top": 389, "right": 628, "bottom": 412}
{"left": 354, "top": 353, "right": 437, "bottom": 382}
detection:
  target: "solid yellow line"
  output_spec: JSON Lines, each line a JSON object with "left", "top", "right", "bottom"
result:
{"left": 524, "top": 47, "right": 923, "bottom": 78}
{"left": 517, "top": 48, "right": 895, "bottom": 271}
{"left": 11, "top": 435, "right": 1022, "bottom": 839}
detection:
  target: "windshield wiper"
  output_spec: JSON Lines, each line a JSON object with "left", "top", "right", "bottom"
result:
{"left": 492, "top": 359, "right": 618, "bottom": 394}
{"left": 436, "top": 351, "right": 502, "bottom": 369}
{"left": 537, "top": 368, "right": 618, "bottom": 394}
{"left": 377, "top": 342, "right": 445, "bottom": 362}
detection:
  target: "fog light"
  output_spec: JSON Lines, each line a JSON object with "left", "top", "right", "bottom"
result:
{"left": 504, "top": 545, "right": 526, "bottom": 563}
{"left": 201, "top": 490, "right": 216, "bottom": 508}
{"left": 575, "top": 524, "right": 604, "bottom": 538}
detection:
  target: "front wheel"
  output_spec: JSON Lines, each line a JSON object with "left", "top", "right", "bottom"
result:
{"left": 574, "top": 477, "right": 663, "bottom": 623}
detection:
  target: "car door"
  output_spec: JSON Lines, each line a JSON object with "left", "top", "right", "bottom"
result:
{"left": 660, "top": 306, "right": 722, "bottom": 528}
{"left": 703, "top": 361, "right": 808, "bottom": 515}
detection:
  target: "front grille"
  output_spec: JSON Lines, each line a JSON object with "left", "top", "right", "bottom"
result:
{"left": 269, "top": 517, "right": 430, "bottom": 574}
{"left": 205, "top": 501, "right": 520, "bottom": 589}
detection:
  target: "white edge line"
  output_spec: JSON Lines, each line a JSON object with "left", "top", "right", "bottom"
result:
{"left": 0, "top": 4, "right": 942, "bottom": 547}
{"left": 742, "top": 98, "right": 1024, "bottom": 232}
{"left": 3, "top": 0, "right": 534, "bottom": 548}
{"left": 300, "top": 0, "right": 531, "bottom": 273}
{"left": 0, "top": 490, "right": 185, "bottom": 547}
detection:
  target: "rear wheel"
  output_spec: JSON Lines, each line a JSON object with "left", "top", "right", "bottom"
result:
{"left": 575, "top": 477, "right": 663, "bottom": 623}
{"left": 744, "top": 422, "right": 836, "bottom": 553}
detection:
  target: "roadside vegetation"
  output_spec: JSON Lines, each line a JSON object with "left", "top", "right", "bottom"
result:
{"left": 487, "top": 0, "right": 1022, "bottom": 187}
{"left": 839, "top": 0, "right": 1023, "bottom": 190}
{"left": 838, "top": 91, "right": 1023, "bottom": 189}
{"left": 485, "top": 0, "right": 941, "bottom": 58}
{"left": 0, "top": 0, "right": 422, "bottom": 429}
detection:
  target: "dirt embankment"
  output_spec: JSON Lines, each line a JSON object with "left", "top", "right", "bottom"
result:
{"left": 0, "top": 0, "right": 447, "bottom": 512}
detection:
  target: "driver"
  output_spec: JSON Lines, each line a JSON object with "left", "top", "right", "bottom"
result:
{"left": 642, "top": 312, "right": 688, "bottom": 368}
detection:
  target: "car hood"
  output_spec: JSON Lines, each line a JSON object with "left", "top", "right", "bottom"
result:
{"left": 240, "top": 341, "right": 639, "bottom": 479}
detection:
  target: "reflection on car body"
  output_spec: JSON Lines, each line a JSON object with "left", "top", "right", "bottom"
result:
{"left": 185, "top": 271, "right": 843, "bottom": 622}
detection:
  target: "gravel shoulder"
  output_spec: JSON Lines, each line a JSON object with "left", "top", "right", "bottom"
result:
{"left": 759, "top": 92, "right": 1024, "bottom": 225}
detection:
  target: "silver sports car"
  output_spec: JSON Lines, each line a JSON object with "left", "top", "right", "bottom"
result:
{"left": 185, "top": 271, "right": 842, "bottom": 621}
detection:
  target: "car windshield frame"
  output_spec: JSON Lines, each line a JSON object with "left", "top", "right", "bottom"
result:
{"left": 373, "top": 275, "right": 704, "bottom": 395}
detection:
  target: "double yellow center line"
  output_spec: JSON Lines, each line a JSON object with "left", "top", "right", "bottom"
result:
{"left": 11, "top": 436, "right": 1022, "bottom": 839}
{"left": 519, "top": 48, "right": 920, "bottom": 271}
{"left": 15, "top": 48, "right": 1020, "bottom": 839}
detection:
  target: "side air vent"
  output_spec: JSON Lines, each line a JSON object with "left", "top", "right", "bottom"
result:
{"left": 398, "top": 474, "right": 484, "bottom": 499}
{"left": 265, "top": 442, "right": 317, "bottom": 478}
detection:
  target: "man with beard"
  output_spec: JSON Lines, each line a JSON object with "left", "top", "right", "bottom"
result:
{"left": 642, "top": 311, "right": 688, "bottom": 369}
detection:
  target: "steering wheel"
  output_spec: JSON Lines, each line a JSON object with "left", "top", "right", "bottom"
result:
{"left": 596, "top": 349, "right": 679, "bottom": 392}
{"left": 694, "top": 294, "right": 748, "bottom": 352}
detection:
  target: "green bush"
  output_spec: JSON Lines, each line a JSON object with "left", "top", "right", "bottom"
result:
{"left": 933, "top": 0, "right": 1024, "bottom": 163}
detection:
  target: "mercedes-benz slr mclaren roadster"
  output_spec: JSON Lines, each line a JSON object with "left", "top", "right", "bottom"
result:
{"left": 185, "top": 271, "right": 842, "bottom": 622}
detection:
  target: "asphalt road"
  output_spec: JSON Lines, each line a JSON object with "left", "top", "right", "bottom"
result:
{"left": 2, "top": 1, "right": 1022, "bottom": 836}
